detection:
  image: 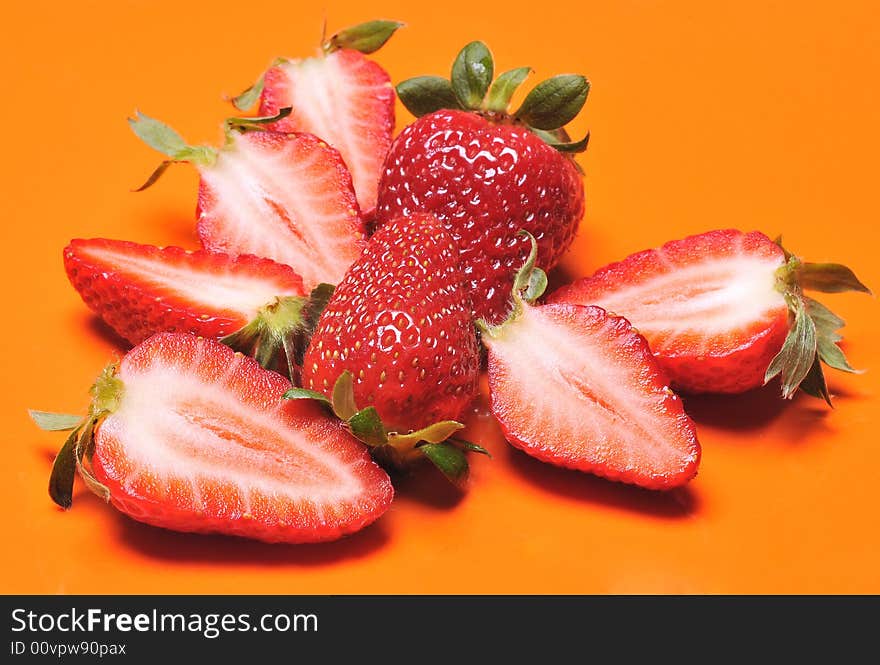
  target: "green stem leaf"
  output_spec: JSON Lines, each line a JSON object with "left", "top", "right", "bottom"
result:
{"left": 765, "top": 296, "right": 818, "bottom": 399}
{"left": 326, "top": 20, "right": 404, "bottom": 54}
{"left": 282, "top": 388, "right": 331, "bottom": 405}
{"left": 796, "top": 262, "right": 872, "bottom": 295}
{"left": 484, "top": 66, "right": 531, "bottom": 113}
{"left": 225, "top": 107, "right": 292, "bottom": 133}
{"left": 450, "top": 41, "right": 494, "bottom": 110}
{"left": 29, "top": 411, "right": 83, "bottom": 431}
{"left": 348, "top": 407, "right": 388, "bottom": 447}
{"left": 514, "top": 74, "right": 590, "bottom": 130}
{"left": 419, "top": 442, "right": 469, "bottom": 484}
{"left": 48, "top": 426, "right": 82, "bottom": 509}
{"left": 331, "top": 371, "right": 359, "bottom": 421}
{"left": 231, "top": 75, "right": 265, "bottom": 112}
{"left": 396, "top": 76, "right": 461, "bottom": 117}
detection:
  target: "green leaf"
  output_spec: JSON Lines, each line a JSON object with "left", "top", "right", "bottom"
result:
{"left": 282, "top": 387, "right": 331, "bottom": 405}
{"left": 449, "top": 437, "right": 491, "bottom": 457}
{"left": 128, "top": 111, "right": 216, "bottom": 166}
{"left": 522, "top": 267, "right": 548, "bottom": 303}
{"left": 450, "top": 41, "right": 494, "bottom": 110}
{"left": 74, "top": 416, "right": 111, "bottom": 502}
{"left": 226, "top": 107, "right": 292, "bottom": 133}
{"left": 128, "top": 111, "right": 189, "bottom": 157}
{"left": 796, "top": 262, "right": 871, "bottom": 295}
{"left": 387, "top": 420, "right": 464, "bottom": 448}
{"left": 326, "top": 20, "right": 404, "bottom": 54}
{"left": 48, "top": 426, "right": 82, "bottom": 509}
{"left": 348, "top": 407, "right": 388, "bottom": 446}
{"left": 764, "top": 297, "right": 818, "bottom": 399}
{"left": 132, "top": 160, "right": 177, "bottom": 192}
{"left": 331, "top": 371, "right": 359, "bottom": 421}
{"left": 29, "top": 410, "right": 83, "bottom": 431}
{"left": 485, "top": 66, "right": 531, "bottom": 113}
{"left": 514, "top": 74, "right": 590, "bottom": 130}
{"left": 803, "top": 296, "right": 845, "bottom": 335}
{"left": 295, "top": 283, "right": 336, "bottom": 366}
{"left": 548, "top": 132, "right": 590, "bottom": 154}
{"left": 817, "top": 337, "right": 859, "bottom": 374}
{"left": 231, "top": 75, "right": 265, "bottom": 112}
{"left": 798, "top": 354, "right": 832, "bottom": 406}
{"left": 419, "top": 442, "right": 469, "bottom": 484}
{"left": 513, "top": 230, "right": 540, "bottom": 295}
{"left": 396, "top": 76, "right": 462, "bottom": 117}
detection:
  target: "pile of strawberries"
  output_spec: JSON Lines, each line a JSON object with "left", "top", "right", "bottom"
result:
{"left": 32, "top": 21, "right": 869, "bottom": 544}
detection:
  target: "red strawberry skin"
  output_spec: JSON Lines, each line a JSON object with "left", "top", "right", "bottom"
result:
{"left": 375, "top": 109, "right": 585, "bottom": 324}
{"left": 259, "top": 49, "right": 395, "bottom": 216}
{"left": 63, "top": 238, "right": 305, "bottom": 345}
{"left": 484, "top": 303, "right": 700, "bottom": 489}
{"left": 91, "top": 333, "right": 393, "bottom": 543}
{"left": 196, "top": 130, "right": 365, "bottom": 289}
{"left": 301, "top": 213, "right": 480, "bottom": 431}
{"left": 548, "top": 230, "right": 790, "bottom": 394}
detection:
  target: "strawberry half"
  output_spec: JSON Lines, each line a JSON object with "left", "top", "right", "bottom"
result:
{"left": 376, "top": 41, "right": 588, "bottom": 323}
{"left": 31, "top": 333, "right": 393, "bottom": 544}
{"left": 548, "top": 229, "right": 871, "bottom": 402}
{"left": 234, "top": 20, "right": 402, "bottom": 215}
{"left": 291, "top": 213, "right": 485, "bottom": 483}
{"left": 479, "top": 234, "right": 700, "bottom": 490}
{"left": 63, "top": 238, "right": 317, "bottom": 370}
{"left": 129, "top": 110, "right": 365, "bottom": 289}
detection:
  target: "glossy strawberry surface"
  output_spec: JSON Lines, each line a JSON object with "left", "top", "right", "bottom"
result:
{"left": 376, "top": 109, "right": 585, "bottom": 323}
{"left": 302, "top": 213, "right": 480, "bottom": 431}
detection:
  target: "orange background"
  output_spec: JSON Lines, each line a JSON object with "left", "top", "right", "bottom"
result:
{"left": 2, "top": 1, "right": 878, "bottom": 594}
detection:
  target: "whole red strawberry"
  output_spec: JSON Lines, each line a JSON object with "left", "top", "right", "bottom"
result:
{"left": 375, "top": 42, "right": 588, "bottom": 323}
{"left": 295, "top": 213, "right": 484, "bottom": 482}
{"left": 548, "top": 229, "right": 870, "bottom": 402}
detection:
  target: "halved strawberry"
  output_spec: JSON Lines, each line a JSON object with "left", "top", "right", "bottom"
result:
{"left": 548, "top": 229, "right": 870, "bottom": 401}
{"left": 64, "top": 239, "right": 310, "bottom": 367}
{"left": 129, "top": 110, "right": 365, "bottom": 289}
{"left": 480, "top": 235, "right": 700, "bottom": 489}
{"left": 234, "top": 20, "right": 402, "bottom": 215}
{"left": 30, "top": 333, "right": 393, "bottom": 544}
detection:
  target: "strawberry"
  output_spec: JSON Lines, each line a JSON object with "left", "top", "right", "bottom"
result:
{"left": 547, "top": 229, "right": 871, "bottom": 402}
{"left": 292, "top": 213, "right": 485, "bottom": 482}
{"left": 479, "top": 234, "right": 701, "bottom": 489}
{"left": 63, "top": 238, "right": 323, "bottom": 371}
{"left": 233, "top": 20, "right": 402, "bottom": 215}
{"left": 30, "top": 333, "right": 393, "bottom": 544}
{"left": 129, "top": 110, "right": 365, "bottom": 289}
{"left": 375, "top": 41, "right": 588, "bottom": 323}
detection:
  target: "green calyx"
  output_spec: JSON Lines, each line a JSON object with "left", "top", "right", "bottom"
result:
{"left": 128, "top": 107, "right": 291, "bottom": 191}
{"left": 232, "top": 20, "right": 403, "bottom": 112}
{"left": 477, "top": 231, "right": 547, "bottom": 339}
{"left": 284, "top": 371, "right": 489, "bottom": 484}
{"left": 30, "top": 363, "right": 123, "bottom": 509}
{"left": 765, "top": 237, "right": 871, "bottom": 405}
{"left": 221, "top": 283, "right": 335, "bottom": 378}
{"left": 324, "top": 19, "right": 404, "bottom": 55}
{"left": 396, "top": 41, "right": 590, "bottom": 154}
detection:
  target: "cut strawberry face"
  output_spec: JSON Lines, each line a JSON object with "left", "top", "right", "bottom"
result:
{"left": 196, "top": 130, "right": 364, "bottom": 288}
{"left": 128, "top": 111, "right": 365, "bottom": 290}
{"left": 231, "top": 20, "right": 403, "bottom": 216}
{"left": 483, "top": 303, "right": 700, "bottom": 489}
{"left": 549, "top": 229, "right": 871, "bottom": 401}
{"left": 33, "top": 333, "right": 393, "bottom": 544}
{"left": 64, "top": 238, "right": 306, "bottom": 346}
{"left": 479, "top": 233, "right": 700, "bottom": 489}
{"left": 259, "top": 49, "right": 394, "bottom": 216}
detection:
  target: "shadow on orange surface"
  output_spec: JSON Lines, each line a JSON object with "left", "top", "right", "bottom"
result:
{"left": 505, "top": 445, "right": 700, "bottom": 519}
